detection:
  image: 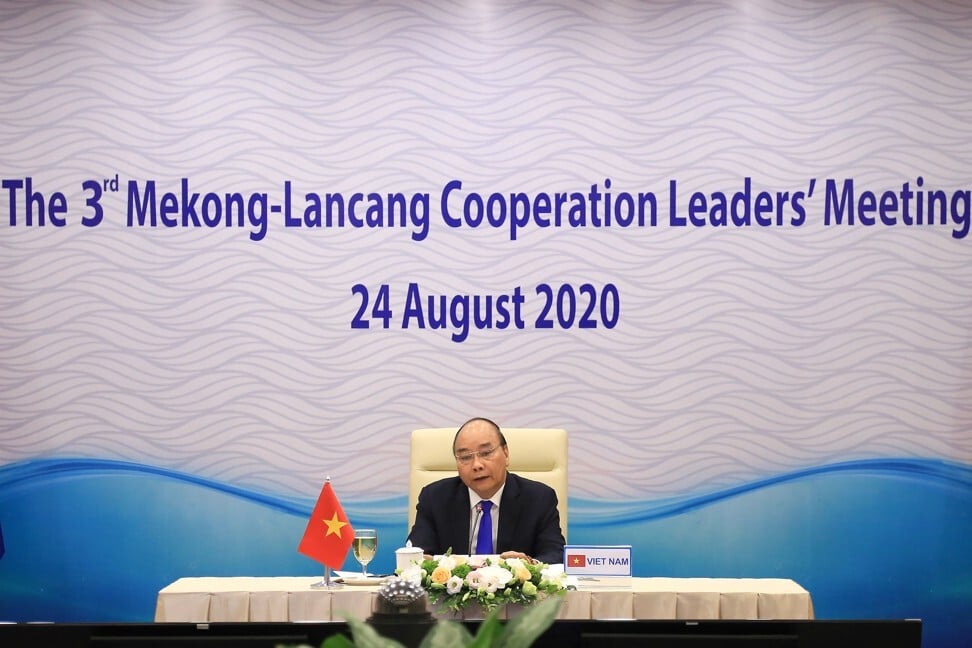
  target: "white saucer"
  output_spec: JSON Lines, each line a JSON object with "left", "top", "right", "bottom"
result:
{"left": 340, "top": 576, "right": 387, "bottom": 586}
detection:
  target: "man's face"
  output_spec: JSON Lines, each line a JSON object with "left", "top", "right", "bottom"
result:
{"left": 454, "top": 420, "right": 510, "bottom": 499}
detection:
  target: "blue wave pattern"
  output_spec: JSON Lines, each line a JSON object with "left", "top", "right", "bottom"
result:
{"left": 0, "top": 457, "right": 969, "bottom": 646}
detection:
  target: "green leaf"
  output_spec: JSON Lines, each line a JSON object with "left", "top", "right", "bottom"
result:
{"left": 320, "top": 634, "right": 356, "bottom": 648}
{"left": 492, "top": 595, "right": 564, "bottom": 648}
{"left": 417, "top": 620, "right": 473, "bottom": 648}
{"left": 465, "top": 606, "right": 505, "bottom": 648}
{"left": 342, "top": 614, "right": 409, "bottom": 648}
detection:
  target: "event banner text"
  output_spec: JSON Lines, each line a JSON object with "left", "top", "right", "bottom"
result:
{"left": 3, "top": 176, "right": 971, "bottom": 242}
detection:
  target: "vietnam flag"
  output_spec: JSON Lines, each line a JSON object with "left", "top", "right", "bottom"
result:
{"left": 297, "top": 481, "right": 354, "bottom": 570}
{"left": 567, "top": 553, "right": 587, "bottom": 568}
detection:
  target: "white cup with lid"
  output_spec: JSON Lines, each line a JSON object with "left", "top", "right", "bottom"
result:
{"left": 395, "top": 543, "right": 424, "bottom": 572}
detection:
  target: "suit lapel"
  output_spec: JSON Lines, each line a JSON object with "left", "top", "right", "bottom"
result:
{"left": 447, "top": 479, "right": 470, "bottom": 554}
{"left": 497, "top": 472, "right": 520, "bottom": 552}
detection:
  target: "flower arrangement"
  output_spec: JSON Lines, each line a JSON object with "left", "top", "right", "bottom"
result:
{"left": 397, "top": 553, "right": 569, "bottom": 613}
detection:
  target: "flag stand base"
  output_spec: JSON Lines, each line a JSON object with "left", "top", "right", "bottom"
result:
{"left": 310, "top": 565, "right": 344, "bottom": 589}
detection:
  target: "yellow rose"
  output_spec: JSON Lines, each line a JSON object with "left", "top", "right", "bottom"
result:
{"left": 514, "top": 566, "right": 531, "bottom": 582}
{"left": 431, "top": 566, "right": 452, "bottom": 585}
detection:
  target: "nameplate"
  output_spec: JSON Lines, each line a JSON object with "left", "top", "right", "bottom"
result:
{"left": 563, "top": 545, "right": 632, "bottom": 577}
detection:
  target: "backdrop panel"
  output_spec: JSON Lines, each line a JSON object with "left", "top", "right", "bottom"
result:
{"left": 1, "top": 2, "right": 969, "bottom": 646}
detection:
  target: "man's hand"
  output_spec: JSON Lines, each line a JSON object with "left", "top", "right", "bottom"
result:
{"left": 500, "top": 550, "right": 538, "bottom": 564}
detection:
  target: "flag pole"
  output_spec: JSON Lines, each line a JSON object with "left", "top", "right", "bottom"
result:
{"left": 310, "top": 476, "right": 344, "bottom": 589}
{"left": 311, "top": 564, "right": 343, "bottom": 589}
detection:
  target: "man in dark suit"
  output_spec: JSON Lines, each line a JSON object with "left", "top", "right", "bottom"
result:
{"left": 406, "top": 417, "right": 566, "bottom": 565}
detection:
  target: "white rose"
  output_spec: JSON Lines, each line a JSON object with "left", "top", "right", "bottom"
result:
{"left": 540, "top": 563, "right": 567, "bottom": 587}
{"left": 400, "top": 564, "right": 423, "bottom": 585}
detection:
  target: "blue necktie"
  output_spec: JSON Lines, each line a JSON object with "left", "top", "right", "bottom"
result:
{"left": 475, "top": 501, "right": 493, "bottom": 554}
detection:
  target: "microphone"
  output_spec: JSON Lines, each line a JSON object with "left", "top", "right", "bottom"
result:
{"left": 468, "top": 503, "right": 483, "bottom": 554}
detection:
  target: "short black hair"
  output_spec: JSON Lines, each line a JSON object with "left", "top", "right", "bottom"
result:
{"left": 453, "top": 417, "right": 507, "bottom": 452}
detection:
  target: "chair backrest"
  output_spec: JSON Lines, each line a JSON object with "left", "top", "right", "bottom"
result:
{"left": 408, "top": 427, "right": 568, "bottom": 540}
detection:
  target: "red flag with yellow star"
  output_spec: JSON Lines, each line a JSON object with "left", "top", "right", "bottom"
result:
{"left": 298, "top": 480, "right": 354, "bottom": 569}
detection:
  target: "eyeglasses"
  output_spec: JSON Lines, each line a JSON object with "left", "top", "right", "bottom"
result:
{"left": 455, "top": 445, "right": 501, "bottom": 465}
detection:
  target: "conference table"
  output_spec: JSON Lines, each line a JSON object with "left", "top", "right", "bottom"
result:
{"left": 155, "top": 576, "right": 814, "bottom": 623}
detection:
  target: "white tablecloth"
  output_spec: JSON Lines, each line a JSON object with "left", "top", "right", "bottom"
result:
{"left": 155, "top": 576, "right": 813, "bottom": 623}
